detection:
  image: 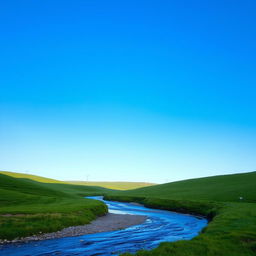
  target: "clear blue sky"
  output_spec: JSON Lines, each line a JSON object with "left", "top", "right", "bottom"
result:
{"left": 0, "top": 0, "right": 256, "bottom": 183}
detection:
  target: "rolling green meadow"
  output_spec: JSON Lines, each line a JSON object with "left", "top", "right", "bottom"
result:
{"left": 109, "top": 171, "right": 256, "bottom": 203}
{"left": 0, "top": 170, "right": 256, "bottom": 256}
{"left": 105, "top": 172, "right": 256, "bottom": 256}
{"left": 0, "top": 171, "right": 152, "bottom": 240}
{"left": 2, "top": 0, "right": 256, "bottom": 255}
{"left": 0, "top": 172, "right": 109, "bottom": 240}
{"left": 0, "top": 171, "right": 155, "bottom": 190}
{"left": 67, "top": 181, "right": 155, "bottom": 190}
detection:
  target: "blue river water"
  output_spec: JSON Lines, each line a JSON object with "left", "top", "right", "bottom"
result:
{"left": 0, "top": 196, "right": 207, "bottom": 256}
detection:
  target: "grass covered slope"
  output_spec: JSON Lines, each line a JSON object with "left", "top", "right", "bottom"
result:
{"left": 117, "top": 171, "right": 256, "bottom": 203}
{"left": 0, "top": 170, "right": 65, "bottom": 184}
{"left": 0, "top": 171, "right": 155, "bottom": 191}
{"left": 67, "top": 181, "right": 156, "bottom": 190}
{"left": 0, "top": 173, "right": 109, "bottom": 240}
{"left": 105, "top": 172, "right": 256, "bottom": 256}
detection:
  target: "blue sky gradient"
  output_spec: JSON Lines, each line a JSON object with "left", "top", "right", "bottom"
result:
{"left": 0, "top": 0, "right": 256, "bottom": 182}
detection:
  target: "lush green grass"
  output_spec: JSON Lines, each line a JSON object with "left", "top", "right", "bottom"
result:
{"left": 67, "top": 181, "right": 156, "bottom": 190}
{"left": 104, "top": 172, "right": 256, "bottom": 256}
{"left": 113, "top": 171, "right": 256, "bottom": 203}
{"left": 0, "top": 171, "right": 155, "bottom": 191}
{"left": 0, "top": 173, "right": 109, "bottom": 240}
{"left": 119, "top": 201, "right": 256, "bottom": 256}
{"left": 0, "top": 170, "right": 65, "bottom": 184}
{"left": 2, "top": 170, "right": 256, "bottom": 255}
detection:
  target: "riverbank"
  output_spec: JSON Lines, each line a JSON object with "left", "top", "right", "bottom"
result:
{"left": 103, "top": 197, "right": 256, "bottom": 256}
{"left": 0, "top": 213, "right": 147, "bottom": 245}
{"left": 0, "top": 173, "right": 111, "bottom": 241}
{"left": 0, "top": 198, "right": 207, "bottom": 256}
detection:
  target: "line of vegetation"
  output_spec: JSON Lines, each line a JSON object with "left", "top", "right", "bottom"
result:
{"left": 104, "top": 195, "right": 221, "bottom": 220}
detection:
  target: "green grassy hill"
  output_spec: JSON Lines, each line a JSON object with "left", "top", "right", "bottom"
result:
{"left": 0, "top": 170, "right": 155, "bottom": 190}
{"left": 0, "top": 172, "right": 109, "bottom": 240}
{"left": 0, "top": 170, "right": 64, "bottom": 184}
{"left": 2, "top": 170, "right": 256, "bottom": 255}
{"left": 116, "top": 171, "right": 256, "bottom": 203}
{"left": 104, "top": 172, "right": 256, "bottom": 256}
{"left": 67, "top": 181, "right": 156, "bottom": 190}
{"left": 0, "top": 173, "right": 67, "bottom": 207}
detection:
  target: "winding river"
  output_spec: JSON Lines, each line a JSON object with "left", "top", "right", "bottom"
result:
{"left": 0, "top": 196, "right": 207, "bottom": 256}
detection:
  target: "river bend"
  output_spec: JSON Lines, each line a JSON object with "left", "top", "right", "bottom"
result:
{"left": 0, "top": 196, "right": 207, "bottom": 256}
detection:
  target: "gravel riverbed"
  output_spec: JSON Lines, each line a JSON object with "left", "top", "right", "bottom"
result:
{"left": 0, "top": 213, "right": 147, "bottom": 245}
